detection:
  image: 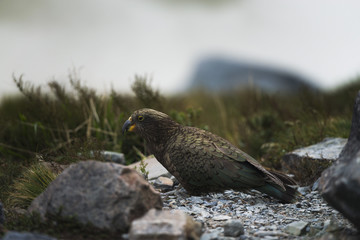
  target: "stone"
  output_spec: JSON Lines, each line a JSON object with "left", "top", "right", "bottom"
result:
{"left": 282, "top": 137, "right": 346, "bottom": 185}
{"left": 28, "top": 160, "right": 162, "bottom": 233}
{"left": 297, "top": 186, "right": 310, "bottom": 195}
{"left": 253, "top": 231, "right": 287, "bottom": 237}
{"left": 187, "top": 57, "right": 318, "bottom": 93}
{"left": 100, "top": 151, "right": 126, "bottom": 164}
{"left": 2, "top": 231, "right": 56, "bottom": 240}
{"left": 160, "top": 186, "right": 356, "bottom": 240}
{"left": 200, "top": 230, "right": 222, "bottom": 240}
{"left": 213, "top": 215, "right": 232, "bottom": 221}
{"left": 153, "top": 176, "right": 174, "bottom": 191}
{"left": 319, "top": 91, "right": 360, "bottom": 231}
{"left": 223, "top": 219, "right": 244, "bottom": 237}
{"left": 323, "top": 218, "right": 341, "bottom": 232}
{"left": 284, "top": 138, "right": 347, "bottom": 161}
{"left": 312, "top": 178, "right": 320, "bottom": 191}
{"left": 0, "top": 201, "right": 5, "bottom": 225}
{"left": 129, "top": 209, "right": 202, "bottom": 240}
{"left": 284, "top": 221, "right": 309, "bottom": 236}
{"left": 318, "top": 232, "right": 360, "bottom": 240}
{"left": 129, "top": 156, "right": 171, "bottom": 180}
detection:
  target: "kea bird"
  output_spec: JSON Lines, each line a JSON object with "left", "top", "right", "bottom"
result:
{"left": 122, "top": 108, "right": 298, "bottom": 203}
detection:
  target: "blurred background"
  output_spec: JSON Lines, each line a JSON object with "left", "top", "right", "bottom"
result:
{"left": 2, "top": 1, "right": 360, "bottom": 226}
{"left": 1, "top": 0, "right": 360, "bottom": 96}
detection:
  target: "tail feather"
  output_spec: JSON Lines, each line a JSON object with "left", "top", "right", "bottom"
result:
{"left": 256, "top": 170, "right": 299, "bottom": 203}
{"left": 269, "top": 169, "right": 298, "bottom": 186}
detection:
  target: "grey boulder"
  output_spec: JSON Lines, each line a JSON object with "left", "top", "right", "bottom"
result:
{"left": 282, "top": 137, "right": 346, "bottom": 185}
{"left": 28, "top": 160, "right": 162, "bottom": 233}
{"left": 319, "top": 91, "right": 360, "bottom": 230}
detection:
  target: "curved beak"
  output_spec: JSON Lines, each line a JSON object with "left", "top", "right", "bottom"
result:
{"left": 122, "top": 118, "right": 135, "bottom": 134}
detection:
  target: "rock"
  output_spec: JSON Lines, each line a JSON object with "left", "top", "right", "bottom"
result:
{"left": 223, "top": 219, "right": 244, "bottom": 237}
{"left": 284, "top": 221, "right": 309, "bottom": 236}
{"left": 323, "top": 217, "right": 341, "bottom": 232}
{"left": 200, "top": 230, "right": 222, "bottom": 240}
{"left": 317, "top": 231, "right": 360, "bottom": 240}
{"left": 284, "top": 137, "right": 347, "bottom": 160}
{"left": 153, "top": 176, "right": 174, "bottom": 191}
{"left": 253, "top": 230, "right": 287, "bottom": 237}
{"left": 187, "top": 57, "right": 318, "bottom": 93}
{"left": 129, "top": 209, "right": 202, "bottom": 240}
{"left": 28, "top": 160, "right": 162, "bottom": 232}
{"left": 0, "top": 201, "right": 5, "bottom": 225}
{"left": 160, "top": 185, "right": 356, "bottom": 240}
{"left": 213, "top": 215, "right": 232, "bottom": 221}
{"left": 129, "top": 157, "right": 171, "bottom": 180}
{"left": 319, "top": 91, "right": 360, "bottom": 231}
{"left": 2, "top": 231, "right": 56, "bottom": 240}
{"left": 312, "top": 178, "right": 320, "bottom": 191}
{"left": 297, "top": 186, "right": 310, "bottom": 195}
{"left": 318, "top": 233, "right": 339, "bottom": 240}
{"left": 100, "top": 151, "right": 126, "bottom": 164}
{"left": 85, "top": 151, "right": 125, "bottom": 164}
{"left": 282, "top": 137, "right": 346, "bottom": 185}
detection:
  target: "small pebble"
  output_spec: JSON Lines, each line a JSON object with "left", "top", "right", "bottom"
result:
{"left": 153, "top": 176, "right": 174, "bottom": 191}
{"left": 160, "top": 184, "right": 355, "bottom": 239}
{"left": 254, "top": 230, "right": 287, "bottom": 237}
{"left": 213, "top": 215, "right": 231, "bottom": 221}
{"left": 224, "top": 219, "right": 244, "bottom": 237}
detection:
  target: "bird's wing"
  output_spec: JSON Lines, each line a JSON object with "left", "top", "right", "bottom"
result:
{"left": 169, "top": 127, "right": 281, "bottom": 190}
{"left": 208, "top": 131, "right": 286, "bottom": 190}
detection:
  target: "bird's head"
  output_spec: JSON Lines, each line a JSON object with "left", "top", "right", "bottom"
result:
{"left": 122, "top": 108, "right": 179, "bottom": 142}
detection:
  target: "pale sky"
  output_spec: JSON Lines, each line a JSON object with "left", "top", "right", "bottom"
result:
{"left": 1, "top": 0, "right": 360, "bottom": 97}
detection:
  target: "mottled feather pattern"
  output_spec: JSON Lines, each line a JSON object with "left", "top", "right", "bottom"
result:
{"left": 123, "top": 108, "right": 298, "bottom": 203}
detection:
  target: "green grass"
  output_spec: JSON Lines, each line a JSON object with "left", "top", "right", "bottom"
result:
{"left": 0, "top": 72, "right": 359, "bottom": 238}
{"left": 6, "top": 163, "right": 57, "bottom": 208}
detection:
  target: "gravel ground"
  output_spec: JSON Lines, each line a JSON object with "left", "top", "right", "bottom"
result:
{"left": 156, "top": 183, "right": 358, "bottom": 240}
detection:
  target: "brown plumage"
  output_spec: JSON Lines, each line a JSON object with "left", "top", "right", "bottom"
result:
{"left": 122, "top": 108, "right": 298, "bottom": 203}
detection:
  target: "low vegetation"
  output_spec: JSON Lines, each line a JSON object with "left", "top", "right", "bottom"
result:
{"left": 0, "top": 72, "right": 359, "bottom": 238}
{"left": 7, "top": 162, "right": 57, "bottom": 208}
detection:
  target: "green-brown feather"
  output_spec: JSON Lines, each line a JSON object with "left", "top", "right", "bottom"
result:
{"left": 124, "top": 108, "right": 298, "bottom": 203}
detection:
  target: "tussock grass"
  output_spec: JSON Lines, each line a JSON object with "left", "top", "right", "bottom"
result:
{"left": 7, "top": 162, "right": 57, "bottom": 208}
{"left": 0, "top": 73, "right": 359, "bottom": 203}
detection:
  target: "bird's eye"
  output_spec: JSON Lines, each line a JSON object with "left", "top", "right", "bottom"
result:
{"left": 138, "top": 116, "right": 144, "bottom": 121}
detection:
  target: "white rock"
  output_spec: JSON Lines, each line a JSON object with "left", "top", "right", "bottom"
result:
{"left": 129, "top": 156, "right": 170, "bottom": 179}
{"left": 284, "top": 221, "right": 309, "bottom": 236}
{"left": 129, "top": 209, "right": 202, "bottom": 240}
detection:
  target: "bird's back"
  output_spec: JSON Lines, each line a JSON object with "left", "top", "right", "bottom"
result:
{"left": 160, "top": 126, "right": 279, "bottom": 194}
